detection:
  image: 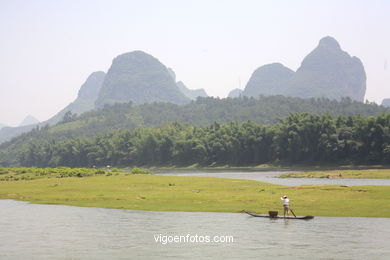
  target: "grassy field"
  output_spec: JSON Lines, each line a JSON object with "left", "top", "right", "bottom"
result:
{"left": 279, "top": 169, "right": 390, "bottom": 179}
{"left": 0, "top": 173, "right": 389, "bottom": 218}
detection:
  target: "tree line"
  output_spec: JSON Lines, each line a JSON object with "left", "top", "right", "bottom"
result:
{"left": 8, "top": 112, "right": 390, "bottom": 167}
{"left": 1, "top": 95, "right": 389, "bottom": 163}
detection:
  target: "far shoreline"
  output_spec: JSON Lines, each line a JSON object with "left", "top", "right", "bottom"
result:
{"left": 145, "top": 163, "right": 390, "bottom": 171}
{"left": 145, "top": 164, "right": 390, "bottom": 179}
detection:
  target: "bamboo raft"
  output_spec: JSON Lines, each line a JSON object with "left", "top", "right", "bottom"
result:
{"left": 244, "top": 210, "right": 314, "bottom": 220}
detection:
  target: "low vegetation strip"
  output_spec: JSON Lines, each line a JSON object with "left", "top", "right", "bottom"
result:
{"left": 0, "top": 167, "right": 150, "bottom": 181}
{"left": 0, "top": 172, "right": 389, "bottom": 218}
{"left": 279, "top": 169, "right": 390, "bottom": 179}
{"left": 3, "top": 112, "right": 390, "bottom": 168}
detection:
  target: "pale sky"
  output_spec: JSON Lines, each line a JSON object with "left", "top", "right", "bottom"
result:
{"left": 0, "top": 0, "right": 389, "bottom": 126}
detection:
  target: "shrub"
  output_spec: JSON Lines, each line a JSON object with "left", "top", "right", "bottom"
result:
{"left": 95, "top": 169, "right": 106, "bottom": 175}
{"left": 0, "top": 168, "right": 9, "bottom": 175}
{"left": 130, "top": 168, "right": 151, "bottom": 174}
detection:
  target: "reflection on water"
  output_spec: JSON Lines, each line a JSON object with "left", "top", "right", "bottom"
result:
{"left": 157, "top": 170, "right": 390, "bottom": 186}
{"left": 0, "top": 200, "right": 389, "bottom": 259}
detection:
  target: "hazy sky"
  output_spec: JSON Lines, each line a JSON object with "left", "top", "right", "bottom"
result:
{"left": 0, "top": 0, "right": 389, "bottom": 126}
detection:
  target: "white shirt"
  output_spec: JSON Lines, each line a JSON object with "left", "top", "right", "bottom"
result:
{"left": 281, "top": 197, "right": 289, "bottom": 206}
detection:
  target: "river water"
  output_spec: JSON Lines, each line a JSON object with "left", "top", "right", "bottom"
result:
{"left": 156, "top": 170, "right": 390, "bottom": 186}
{"left": 0, "top": 200, "right": 389, "bottom": 260}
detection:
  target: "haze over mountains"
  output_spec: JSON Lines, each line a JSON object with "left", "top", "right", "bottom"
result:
{"left": 18, "top": 115, "right": 39, "bottom": 127}
{"left": 48, "top": 71, "right": 106, "bottom": 124}
{"left": 382, "top": 99, "right": 390, "bottom": 107}
{"left": 228, "top": 88, "right": 243, "bottom": 98}
{"left": 0, "top": 51, "right": 206, "bottom": 143}
{"left": 229, "top": 36, "right": 366, "bottom": 102}
{"left": 0, "top": 72, "right": 106, "bottom": 144}
{"left": 0, "top": 36, "right": 379, "bottom": 145}
{"left": 168, "top": 68, "right": 208, "bottom": 100}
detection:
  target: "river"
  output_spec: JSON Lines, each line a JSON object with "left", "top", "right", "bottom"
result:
{"left": 156, "top": 170, "right": 390, "bottom": 186}
{"left": 0, "top": 200, "right": 389, "bottom": 259}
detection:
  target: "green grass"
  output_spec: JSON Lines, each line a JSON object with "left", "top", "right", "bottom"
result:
{"left": 0, "top": 173, "right": 389, "bottom": 218}
{"left": 280, "top": 169, "right": 390, "bottom": 179}
{"left": 0, "top": 167, "right": 150, "bottom": 181}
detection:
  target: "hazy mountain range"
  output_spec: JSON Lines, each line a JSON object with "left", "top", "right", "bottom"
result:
{"left": 228, "top": 88, "right": 243, "bottom": 98}
{"left": 168, "top": 68, "right": 208, "bottom": 100}
{"left": 382, "top": 99, "right": 390, "bottom": 107}
{"left": 0, "top": 36, "right": 379, "bottom": 144}
{"left": 229, "top": 36, "right": 366, "bottom": 102}
{"left": 18, "top": 115, "right": 39, "bottom": 127}
{"left": 46, "top": 71, "right": 106, "bottom": 125}
{"left": 0, "top": 51, "right": 206, "bottom": 144}
{"left": 95, "top": 51, "right": 191, "bottom": 107}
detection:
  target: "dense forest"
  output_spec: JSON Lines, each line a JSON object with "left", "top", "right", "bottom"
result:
{"left": 1, "top": 96, "right": 389, "bottom": 167}
{"left": 2, "top": 96, "right": 389, "bottom": 146}
{"left": 2, "top": 112, "right": 390, "bottom": 167}
{"left": 67, "top": 95, "right": 390, "bottom": 132}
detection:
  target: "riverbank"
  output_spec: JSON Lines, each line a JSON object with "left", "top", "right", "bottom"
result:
{"left": 1, "top": 174, "right": 389, "bottom": 217}
{"left": 279, "top": 169, "right": 390, "bottom": 179}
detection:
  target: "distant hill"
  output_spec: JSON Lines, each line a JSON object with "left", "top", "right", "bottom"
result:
{"left": 242, "top": 36, "right": 366, "bottom": 101}
{"left": 0, "top": 71, "right": 106, "bottom": 144}
{"left": 176, "top": 81, "right": 208, "bottom": 100}
{"left": 228, "top": 89, "right": 243, "bottom": 98}
{"left": 382, "top": 99, "right": 390, "bottom": 107}
{"left": 0, "top": 123, "right": 6, "bottom": 130}
{"left": 168, "top": 68, "right": 208, "bottom": 100}
{"left": 0, "top": 124, "right": 41, "bottom": 145}
{"left": 95, "top": 51, "right": 190, "bottom": 108}
{"left": 47, "top": 71, "right": 106, "bottom": 124}
{"left": 0, "top": 51, "right": 195, "bottom": 144}
{"left": 0, "top": 43, "right": 368, "bottom": 145}
{"left": 19, "top": 115, "right": 39, "bottom": 127}
{"left": 243, "top": 63, "right": 294, "bottom": 97}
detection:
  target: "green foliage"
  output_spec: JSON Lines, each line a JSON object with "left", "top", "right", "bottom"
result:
{"left": 280, "top": 169, "right": 390, "bottom": 179}
{"left": 60, "top": 111, "right": 78, "bottom": 124}
{"left": 130, "top": 168, "right": 151, "bottom": 174}
{"left": 1, "top": 96, "right": 389, "bottom": 167}
{"left": 0, "top": 167, "right": 119, "bottom": 181}
{"left": 3, "top": 112, "right": 390, "bottom": 168}
{"left": 1, "top": 95, "right": 390, "bottom": 168}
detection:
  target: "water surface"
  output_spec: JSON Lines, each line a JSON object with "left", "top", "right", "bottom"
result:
{"left": 0, "top": 200, "right": 389, "bottom": 259}
{"left": 157, "top": 170, "right": 390, "bottom": 186}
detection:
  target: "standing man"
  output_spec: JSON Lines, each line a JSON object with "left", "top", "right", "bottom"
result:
{"left": 281, "top": 195, "right": 290, "bottom": 218}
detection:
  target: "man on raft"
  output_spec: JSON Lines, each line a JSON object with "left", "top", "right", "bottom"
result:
{"left": 281, "top": 195, "right": 290, "bottom": 217}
